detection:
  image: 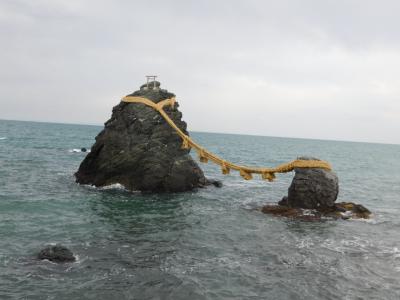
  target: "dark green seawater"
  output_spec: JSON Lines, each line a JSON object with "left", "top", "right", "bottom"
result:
{"left": 1, "top": 119, "right": 400, "bottom": 299}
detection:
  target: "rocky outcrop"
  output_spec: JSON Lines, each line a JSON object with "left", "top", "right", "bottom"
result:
{"left": 38, "top": 244, "right": 75, "bottom": 263}
{"left": 262, "top": 157, "right": 371, "bottom": 220}
{"left": 262, "top": 202, "right": 371, "bottom": 220}
{"left": 75, "top": 82, "right": 210, "bottom": 192}
{"left": 278, "top": 157, "right": 339, "bottom": 209}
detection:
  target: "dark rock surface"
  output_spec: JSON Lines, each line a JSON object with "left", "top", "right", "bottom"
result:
{"left": 278, "top": 156, "right": 339, "bottom": 209}
{"left": 261, "top": 202, "right": 371, "bottom": 220}
{"left": 38, "top": 244, "right": 75, "bottom": 263}
{"left": 75, "top": 82, "right": 210, "bottom": 192}
{"left": 334, "top": 202, "right": 371, "bottom": 219}
{"left": 208, "top": 179, "right": 223, "bottom": 188}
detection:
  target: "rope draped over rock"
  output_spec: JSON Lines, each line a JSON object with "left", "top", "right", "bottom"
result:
{"left": 121, "top": 96, "right": 332, "bottom": 181}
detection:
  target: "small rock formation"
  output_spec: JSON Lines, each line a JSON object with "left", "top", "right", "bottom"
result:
{"left": 75, "top": 81, "right": 211, "bottom": 192}
{"left": 262, "top": 157, "right": 371, "bottom": 220}
{"left": 38, "top": 244, "right": 75, "bottom": 263}
{"left": 278, "top": 157, "right": 339, "bottom": 209}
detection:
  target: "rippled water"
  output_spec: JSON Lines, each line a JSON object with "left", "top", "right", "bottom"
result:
{"left": 1, "top": 119, "right": 400, "bottom": 299}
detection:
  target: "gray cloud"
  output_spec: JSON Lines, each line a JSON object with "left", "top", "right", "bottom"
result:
{"left": 1, "top": 0, "right": 399, "bottom": 144}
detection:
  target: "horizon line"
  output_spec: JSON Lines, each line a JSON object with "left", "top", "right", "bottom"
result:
{"left": 0, "top": 117, "right": 399, "bottom": 147}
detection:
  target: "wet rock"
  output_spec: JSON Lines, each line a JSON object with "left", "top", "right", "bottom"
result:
{"left": 262, "top": 205, "right": 302, "bottom": 218}
{"left": 38, "top": 244, "right": 75, "bottom": 263}
{"left": 261, "top": 202, "right": 371, "bottom": 221}
{"left": 75, "top": 81, "right": 209, "bottom": 192}
{"left": 281, "top": 156, "right": 339, "bottom": 209}
{"left": 207, "top": 179, "right": 223, "bottom": 188}
{"left": 335, "top": 202, "right": 371, "bottom": 219}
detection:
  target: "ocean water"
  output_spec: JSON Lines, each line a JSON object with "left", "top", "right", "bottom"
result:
{"left": 1, "top": 119, "right": 400, "bottom": 300}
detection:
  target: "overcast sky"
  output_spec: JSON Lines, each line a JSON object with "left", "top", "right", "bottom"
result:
{"left": 1, "top": 0, "right": 399, "bottom": 144}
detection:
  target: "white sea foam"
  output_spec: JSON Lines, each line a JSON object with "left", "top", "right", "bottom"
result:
{"left": 0, "top": 137, "right": 6, "bottom": 140}
{"left": 69, "top": 148, "right": 91, "bottom": 153}
{"left": 302, "top": 209, "right": 317, "bottom": 216}
{"left": 377, "top": 247, "right": 400, "bottom": 258}
{"left": 82, "top": 183, "right": 127, "bottom": 191}
{"left": 321, "top": 237, "right": 372, "bottom": 255}
{"left": 41, "top": 258, "right": 59, "bottom": 265}
{"left": 99, "top": 183, "right": 126, "bottom": 190}
{"left": 340, "top": 211, "right": 353, "bottom": 218}
{"left": 297, "top": 237, "right": 314, "bottom": 249}
{"left": 350, "top": 215, "right": 379, "bottom": 224}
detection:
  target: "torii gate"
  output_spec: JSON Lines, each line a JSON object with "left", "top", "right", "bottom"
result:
{"left": 145, "top": 75, "right": 158, "bottom": 90}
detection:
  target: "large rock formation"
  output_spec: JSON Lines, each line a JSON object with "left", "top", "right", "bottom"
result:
{"left": 75, "top": 81, "right": 209, "bottom": 192}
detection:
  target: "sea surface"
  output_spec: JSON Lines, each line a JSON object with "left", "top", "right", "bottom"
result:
{"left": 1, "top": 119, "right": 400, "bottom": 300}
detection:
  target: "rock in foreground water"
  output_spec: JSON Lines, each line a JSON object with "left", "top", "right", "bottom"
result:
{"left": 38, "top": 244, "right": 75, "bottom": 263}
{"left": 75, "top": 81, "right": 209, "bottom": 192}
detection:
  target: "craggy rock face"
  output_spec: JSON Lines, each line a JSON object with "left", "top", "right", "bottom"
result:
{"left": 75, "top": 82, "right": 207, "bottom": 192}
{"left": 279, "top": 157, "right": 339, "bottom": 209}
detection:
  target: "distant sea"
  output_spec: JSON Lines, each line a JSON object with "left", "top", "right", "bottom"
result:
{"left": 1, "top": 119, "right": 400, "bottom": 299}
